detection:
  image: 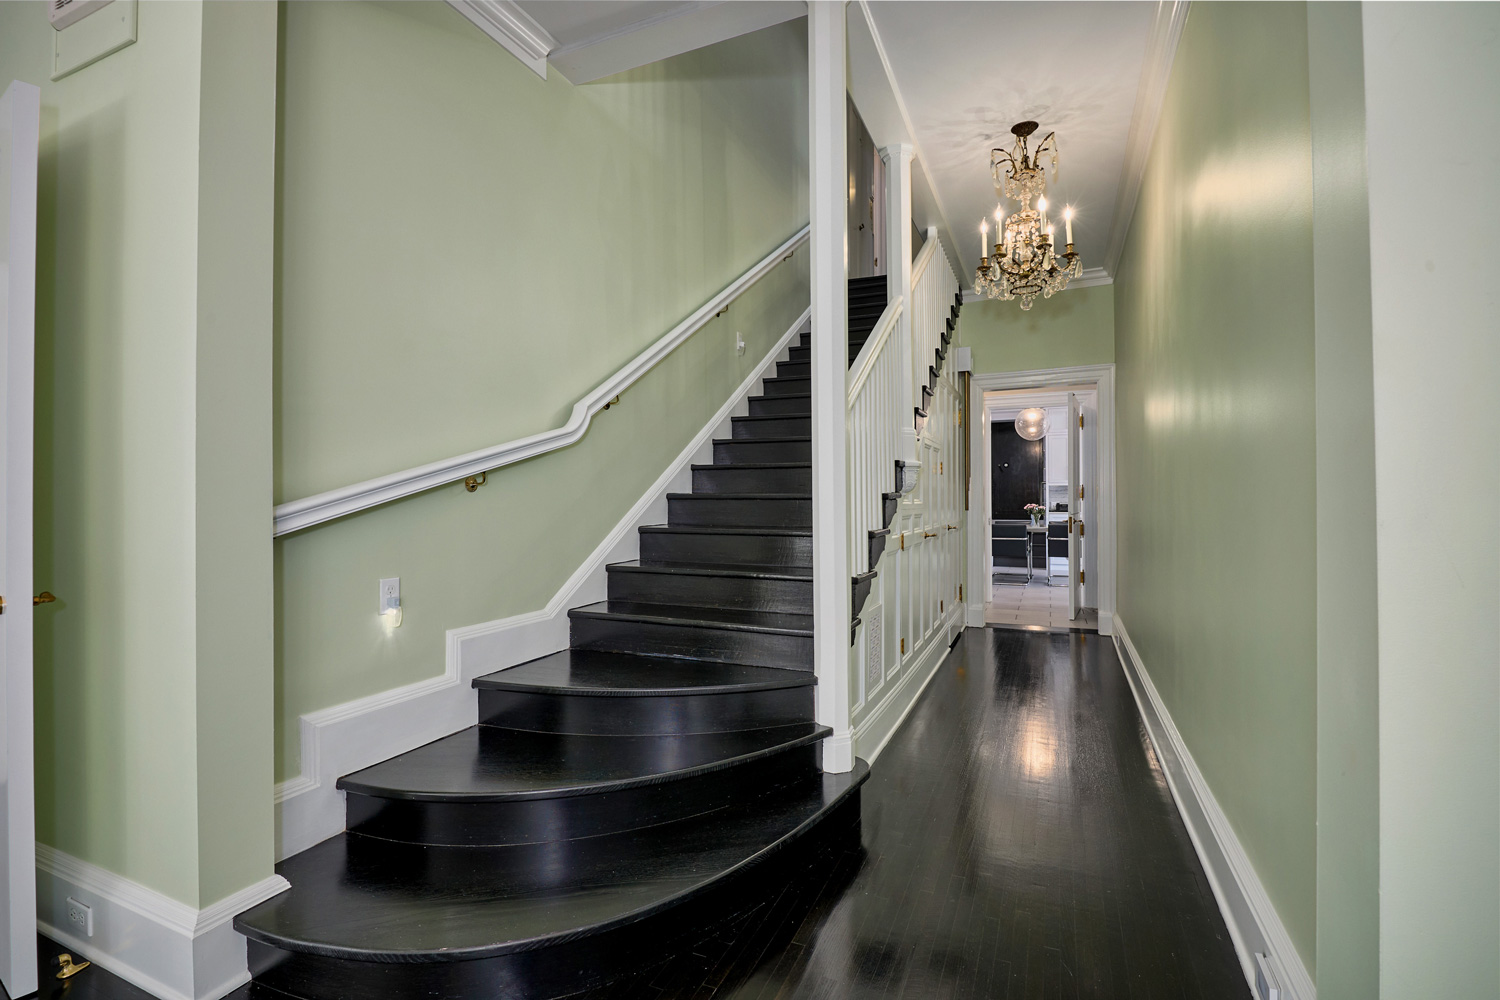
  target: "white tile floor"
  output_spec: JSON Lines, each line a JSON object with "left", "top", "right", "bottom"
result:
{"left": 987, "top": 562, "right": 1099, "bottom": 630}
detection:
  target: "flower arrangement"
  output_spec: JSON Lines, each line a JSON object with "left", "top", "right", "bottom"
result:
{"left": 1024, "top": 503, "right": 1046, "bottom": 526}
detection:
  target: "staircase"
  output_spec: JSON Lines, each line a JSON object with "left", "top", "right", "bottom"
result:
{"left": 235, "top": 322, "right": 868, "bottom": 1000}
{"left": 847, "top": 274, "right": 888, "bottom": 365}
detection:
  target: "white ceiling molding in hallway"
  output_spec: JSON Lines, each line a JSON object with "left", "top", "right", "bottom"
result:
{"left": 1103, "top": 1, "right": 1191, "bottom": 277}
{"left": 445, "top": 0, "right": 556, "bottom": 79}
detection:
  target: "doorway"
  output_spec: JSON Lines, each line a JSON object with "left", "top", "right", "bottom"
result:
{"left": 964, "top": 365, "right": 1116, "bottom": 634}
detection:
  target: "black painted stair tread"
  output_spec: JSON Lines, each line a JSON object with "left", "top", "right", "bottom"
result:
{"left": 236, "top": 763, "right": 869, "bottom": 961}
{"left": 472, "top": 649, "right": 813, "bottom": 697}
{"left": 608, "top": 558, "right": 812, "bottom": 581}
{"left": 570, "top": 600, "right": 812, "bottom": 636}
{"left": 666, "top": 491, "right": 811, "bottom": 500}
{"left": 336, "top": 722, "right": 828, "bottom": 802}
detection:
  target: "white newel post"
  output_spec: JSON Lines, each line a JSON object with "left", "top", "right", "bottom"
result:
{"left": 809, "top": 1, "right": 852, "bottom": 773}
{"left": 880, "top": 143, "right": 917, "bottom": 472}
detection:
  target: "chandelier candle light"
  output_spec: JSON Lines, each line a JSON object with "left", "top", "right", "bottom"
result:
{"left": 975, "top": 121, "right": 1083, "bottom": 310}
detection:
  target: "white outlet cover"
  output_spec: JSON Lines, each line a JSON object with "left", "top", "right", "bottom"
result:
{"left": 65, "top": 897, "right": 93, "bottom": 937}
{"left": 379, "top": 577, "right": 400, "bottom": 614}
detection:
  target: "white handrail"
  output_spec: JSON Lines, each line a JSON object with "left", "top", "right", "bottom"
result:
{"left": 910, "top": 235, "right": 938, "bottom": 287}
{"left": 847, "top": 296, "right": 903, "bottom": 402}
{"left": 272, "top": 225, "right": 811, "bottom": 536}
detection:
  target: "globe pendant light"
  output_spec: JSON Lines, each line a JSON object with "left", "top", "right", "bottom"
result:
{"left": 1015, "top": 407, "right": 1048, "bottom": 441}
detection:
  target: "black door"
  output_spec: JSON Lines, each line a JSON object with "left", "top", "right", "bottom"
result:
{"left": 991, "top": 421, "right": 1044, "bottom": 520}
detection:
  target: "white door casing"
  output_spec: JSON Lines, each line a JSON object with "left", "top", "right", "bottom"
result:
{"left": 1080, "top": 399, "right": 1099, "bottom": 608}
{"left": 0, "top": 79, "right": 40, "bottom": 1000}
{"left": 1067, "top": 392, "right": 1081, "bottom": 619}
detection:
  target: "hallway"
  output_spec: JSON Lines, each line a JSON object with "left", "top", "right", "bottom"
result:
{"left": 583, "top": 627, "right": 1245, "bottom": 998}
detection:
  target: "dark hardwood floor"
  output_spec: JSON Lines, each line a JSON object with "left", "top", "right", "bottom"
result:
{"left": 17, "top": 626, "right": 1245, "bottom": 1000}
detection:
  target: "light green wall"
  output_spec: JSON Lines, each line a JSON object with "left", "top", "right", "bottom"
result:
{"left": 273, "top": 4, "right": 809, "bottom": 780}
{"left": 1307, "top": 4, "right": 1378, "bottom": 996}
{"left": 1, "top": 0, "right": 277, "bottom": 907}
{"left": 958, "top": 283, "right": 1113, "bottom": 375}
{"left": 1363, "top": 5, "right": 1500, "bottom": 996}
{"left": 1112, "top": 1, "right": 1317, "bottom": 975}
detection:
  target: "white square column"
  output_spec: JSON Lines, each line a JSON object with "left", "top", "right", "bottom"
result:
{"left": 808, "top": 0, "right": 852, "bottom": 773}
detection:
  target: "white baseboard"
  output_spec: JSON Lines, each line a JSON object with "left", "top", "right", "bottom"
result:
{"left": 853, "top": 607, "right": 964, "bottom": 765}
{"left": 273, "top": 308, "right": 811, "bottom": 861}
{"left": 36, "top": 845, "right": 288, "bottom": 1000}
{"left": 1112, "top": 616, "right": 1314, "bottom": 1000}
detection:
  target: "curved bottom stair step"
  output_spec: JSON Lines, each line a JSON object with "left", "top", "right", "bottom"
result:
{"left": 474, "top": 649, "right": 815, "bottom": 736}
{"left": 337, "top": 721, "right": 830, "bottom": 846}
{"left": 238, "top": 762, "right": 869, "bottom": 1000}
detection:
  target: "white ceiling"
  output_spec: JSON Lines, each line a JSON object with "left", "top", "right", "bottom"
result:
{"left": 866, "top": 1, "right": 1158, "bottom": 285}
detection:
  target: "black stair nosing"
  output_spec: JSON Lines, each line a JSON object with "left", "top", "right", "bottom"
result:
{"left": 732, "top": 414, "right": 810, "bottom": 423}
{"left": 639, "top": 523, "right": 812, "bottom": 537}
{"left": 472, "top": 649, "right": 814, "bottom": 698}
{"left": 234, "top": 763, "right": 870, "bottom": 965}
{"left": 749, "top": 392, "right": 812, "bottom": 403}
{"left": 569, "top": 600, "right": 813, "bottom": 637}
{"left": 666, "top": 491, "right": 812, "bottom": 501}
{"left": 334, "top": 721, "right": 831, "bottom": 804}
{"left": 713, "top": 435, "right": 810, "bottom": 445}
{"left": 607, "top": 558, "right": 812, "bottom": 582}
{"left": 690, "top": 462, "right": 811, "bottom": 472}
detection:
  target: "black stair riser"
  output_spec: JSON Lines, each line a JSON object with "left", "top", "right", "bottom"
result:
{"left": 343, "top": 743, "right": 821, "bottom": 848}
{"left": 243, "top": 795, "right": 861, "bottom": 1000}
{"left": 776, "top": 359, "right": 809, "bottom": 378}
{"left": 761, "top": 377, "right": 810, "bottom": 397}
{"left": 747, "top": 395, "right": 811, "bottom": 417}
{"left": 712, "top": 439, "right": 811, "bottom": 464}
{"left": 668, "top": 495, "right": 811, "bottom": 528}
{"left": 607, "top": 567, "right": 811, "bottom": 613}
{"left": 691, "top": 464, "right": 811, "bottom": 493}
{"left": 478, "top": 684, "right": 813, "bottom": 736}
{"left": 883, "top": 491, "right": 900, "bottom": 528}
{"left": 787, "top": 345, "right": 809, "bottom": 362}
{"left": 570, "top": 614, "right": 813, "bottom": 670}
{"left": 732, "top": 415, "right": 810, "bottom": 439}
{"left": 639, "top": 529, "right": 812, "bottom": 569}
{"left": 851, "top": 571, "right": 876, "bottom": 621}
{"left": 868, "top": 530, "right": 889, "bottom": 571}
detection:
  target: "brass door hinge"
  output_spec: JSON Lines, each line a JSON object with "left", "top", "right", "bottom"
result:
{"left": 1079, "top": 414, "right": 1084, "bottom": 428}
{"left": 939, "top": 461, "right": 943, "bottom": 474}
{"left": 1079, "top": 522, "right": 1085, "bottom": 537}
{"left": 940, "top": 600, "right": 944, "bottom": 612}
{"left": 1079, "top": 485, "right": 1085, "bottom": 499}
{"left": 1080, "top": 569, "right": 1086, "bottom": 584}
{"left": 959, "top": 584, "right": 964, "bottom": 602}
{"left": 900, "top": 637, "right": 906, "bottom": 654}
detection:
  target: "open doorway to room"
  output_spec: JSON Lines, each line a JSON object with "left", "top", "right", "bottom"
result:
{"left": 965, "top": 366, "right": 1116, "bottom": 633}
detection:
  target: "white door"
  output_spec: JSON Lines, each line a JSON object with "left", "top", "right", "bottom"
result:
{"left": 0, "top": 79, "right": 39, "bottom": 1000}
{"left": 1079, "top": 399, "right": 1098, "bottom": 610}
{"left": 1066, "top": 393, "right": 1080, "bottom": 620}
{"left": 980, "top": 406, "right": 992, "bottom": 608}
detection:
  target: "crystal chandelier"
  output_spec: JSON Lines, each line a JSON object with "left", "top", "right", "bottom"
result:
{"left": 974, "top": 121, "right": 1082, "bottom": 310}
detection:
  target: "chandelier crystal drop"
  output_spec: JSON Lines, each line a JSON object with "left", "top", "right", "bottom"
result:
{"left": 974, "top": 121, "right": 1083, "bottom": 310}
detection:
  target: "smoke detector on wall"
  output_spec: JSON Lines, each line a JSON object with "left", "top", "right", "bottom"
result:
{"left": 49, "top": 0, "right": 113, "bottom": 31}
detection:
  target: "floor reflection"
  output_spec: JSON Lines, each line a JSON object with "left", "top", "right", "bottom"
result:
{"left": 591, "top": 626, "right": 1245, "bottom": 999}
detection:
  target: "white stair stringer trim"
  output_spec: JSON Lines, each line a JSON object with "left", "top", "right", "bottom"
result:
{"left": 1112, "top": 616, "right": 1315, "bottom": 1000}
{"left": 273, "top": 307, "right": 811, "bottom": 861}
{"left": 35, "top": 844, "right": 288, "bottom": 1000}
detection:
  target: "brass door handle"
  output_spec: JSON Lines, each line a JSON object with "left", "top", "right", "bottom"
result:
{"left": 922, "top": 531, "right": 937, "bottom": 539}
{"left": 945, "top": 524, "right": 959, "bottom": 531}
{"left": 35, "top": 591, "right": 57, "bottom": 606}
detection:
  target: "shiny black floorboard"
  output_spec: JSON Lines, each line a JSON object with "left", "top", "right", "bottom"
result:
{"left": 570, "top": 626, "right": 1246, "bottom": 999}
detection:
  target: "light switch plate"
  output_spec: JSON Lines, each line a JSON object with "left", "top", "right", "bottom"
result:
{"left": 52, "top": 0, "right": 136, "bottom": 81}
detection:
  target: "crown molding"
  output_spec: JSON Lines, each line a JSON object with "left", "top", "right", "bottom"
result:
{"left": 1103, "top": 0, "right": 1190, "bottom": 276}
{"left": 445, "top": 0, "right": 555, "bottom": 79}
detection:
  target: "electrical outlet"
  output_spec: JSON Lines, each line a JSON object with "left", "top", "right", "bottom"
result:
{"left": 735, "top": 332, "right": 745, "bottom": 356}
{"left": 379, "top": 577, "right": 400, "bottom": 616}
{"left": 66, "top": 897, "right": 92, "bottom": 937}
